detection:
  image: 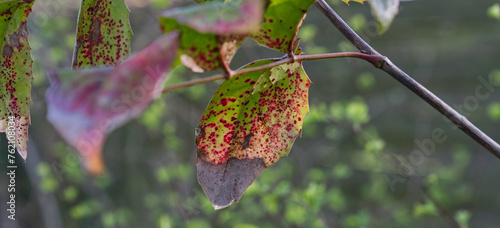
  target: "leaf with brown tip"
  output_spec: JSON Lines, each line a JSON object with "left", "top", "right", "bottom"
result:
{"left": 0, "top": 0, "right": 36, "bottom": 161}
{"left": 197, "top": 157, "right": 266, "bottom": 209}
{"left": 196, "top": 58, "right": 310, "bottom": 209}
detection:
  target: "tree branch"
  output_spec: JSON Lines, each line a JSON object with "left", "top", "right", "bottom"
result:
{"left": 162, "top": 52, "right": 384, "bottom": 94}
{"left": 314, "top": 0, "right": 379, "bottom": 55}
{"left": 234, "top": 52, "right": 384, "bottom": 76}
{"left": 162, "top": 74, "right": 226, "bottom": 93}
{"left": 314, "top": 0, "right": 500, "bottom": 158}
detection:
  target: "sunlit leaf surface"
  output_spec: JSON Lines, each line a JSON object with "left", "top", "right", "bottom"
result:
{"left": 251, "top": 0, "right": 316, "bottom": 53}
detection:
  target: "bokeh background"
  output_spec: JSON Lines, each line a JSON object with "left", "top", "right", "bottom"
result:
{"left": 1, "top": 0, "right": 500, "bottom": 227}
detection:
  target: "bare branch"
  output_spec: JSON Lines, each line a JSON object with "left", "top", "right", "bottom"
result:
{"left": 314, "top": 0, "right": 500, "bottom": 158}
{"left": 162, "top": 74, "right": 226, "bottom": 94}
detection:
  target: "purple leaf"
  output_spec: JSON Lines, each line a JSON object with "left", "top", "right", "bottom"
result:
{"left": 161, "top": 0, "right": 263, "bottom": 35}
{"left": 46, "top": 33, "right": 179, "bottom": 175}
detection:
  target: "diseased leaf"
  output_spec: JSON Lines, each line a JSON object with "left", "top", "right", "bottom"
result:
{"left": 162, "top": 0, "right": 262, "bottom": 35}
{"left": 159, "top": 0, "right": 263, "bottom": 72}
{"left": 251, "top": 0, "right": 316, "bottom": 53}
{"left": 0, "top": 0, "right": 36, "bottom": 161}
{"left": 196, "top": 58, "right": 310, "bottom": 209}
{"left": 46, "top": 33, "right": 179, "bottom": 175}
{"left": 72, "top": 0, "right": 132, "bottom": 69}
{"left": 368, "top": 0, "right": 399, "bottom": 34}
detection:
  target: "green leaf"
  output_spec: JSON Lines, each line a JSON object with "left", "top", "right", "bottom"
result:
{"left": 487, "top": 4, "right": 500, "bottom": 20}
{"left": 368, "top": 0, "right": 399, "bottom": 34}
{"left": 63, "top": 186, "right": 79, "bottom": 202}
{"left": 72, "top": 0, "right": 132, "bottom": 69}
{"left": 251, "top": 0, "right": 316, "bottom": 53}
{"left": 196, "top": 58, "right": 310, "bottom": 209}
{"left": 455, "top": 210, "right": 471, "bottom": 228}
{"left": 345, "top": 99, "right": 370, "bottom": 124}
{"left": 412, "top": 200, "right": 437, "bottom": 217}
{"left": 487, "top": 102, "right": 500, "bottom": 121}
{"left": 70, "top": 200, "right": 100, "bottom": 219}
{"left": 46, "top": 33, "right": 179, "bottom": 175}
{"left": 0, "top": 0, "right": 35, "bottom": 161}
{"left": 160, "top": 0, "right": 264, "bottom": 72}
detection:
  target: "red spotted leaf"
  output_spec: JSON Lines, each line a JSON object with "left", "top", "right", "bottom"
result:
{"left": 160, "top": 0, "right": 263, "bottom": 72}
{"left": 196, "top": 58, "right": 310, "bottom": 209}
{"left": 72, "top": 0, "right": 132, "bottom": 68}
{"left": 0, "top": 0, "right": 36, "bottom": 161}
{"left": 46, "top": 33, "right": 179, "bottom": 175}
{"left": 251, "top": 0, "right": 316, "bottom": 53}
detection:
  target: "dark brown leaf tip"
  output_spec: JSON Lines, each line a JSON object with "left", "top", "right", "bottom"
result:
{"left": 197, "top": 157, "right": 265, "bottom": 210}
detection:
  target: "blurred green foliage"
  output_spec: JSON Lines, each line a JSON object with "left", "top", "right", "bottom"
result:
{"left": 36, "top": 162, "right": 59, "bottom": 193}
{"left": 487, "top": 4, "right": 500, "bottom": 20}
{"left": 487, "top": 102, "right": 500, "bottom": 121}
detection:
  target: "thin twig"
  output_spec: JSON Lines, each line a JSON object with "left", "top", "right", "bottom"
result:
{"left": 162, "top": 74, "right": 225, "bottom": 93}
{"left": 162, "top": 52, "right": 384, "bottom": 94}
{"left": 315, "top": 0, "right": 500, "bottom": 158}
{"left": 314, "top": 0, "right": 379, "bottom": 55}
{"left": 234, "top": 52, "right": 384, "bottom": 77}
